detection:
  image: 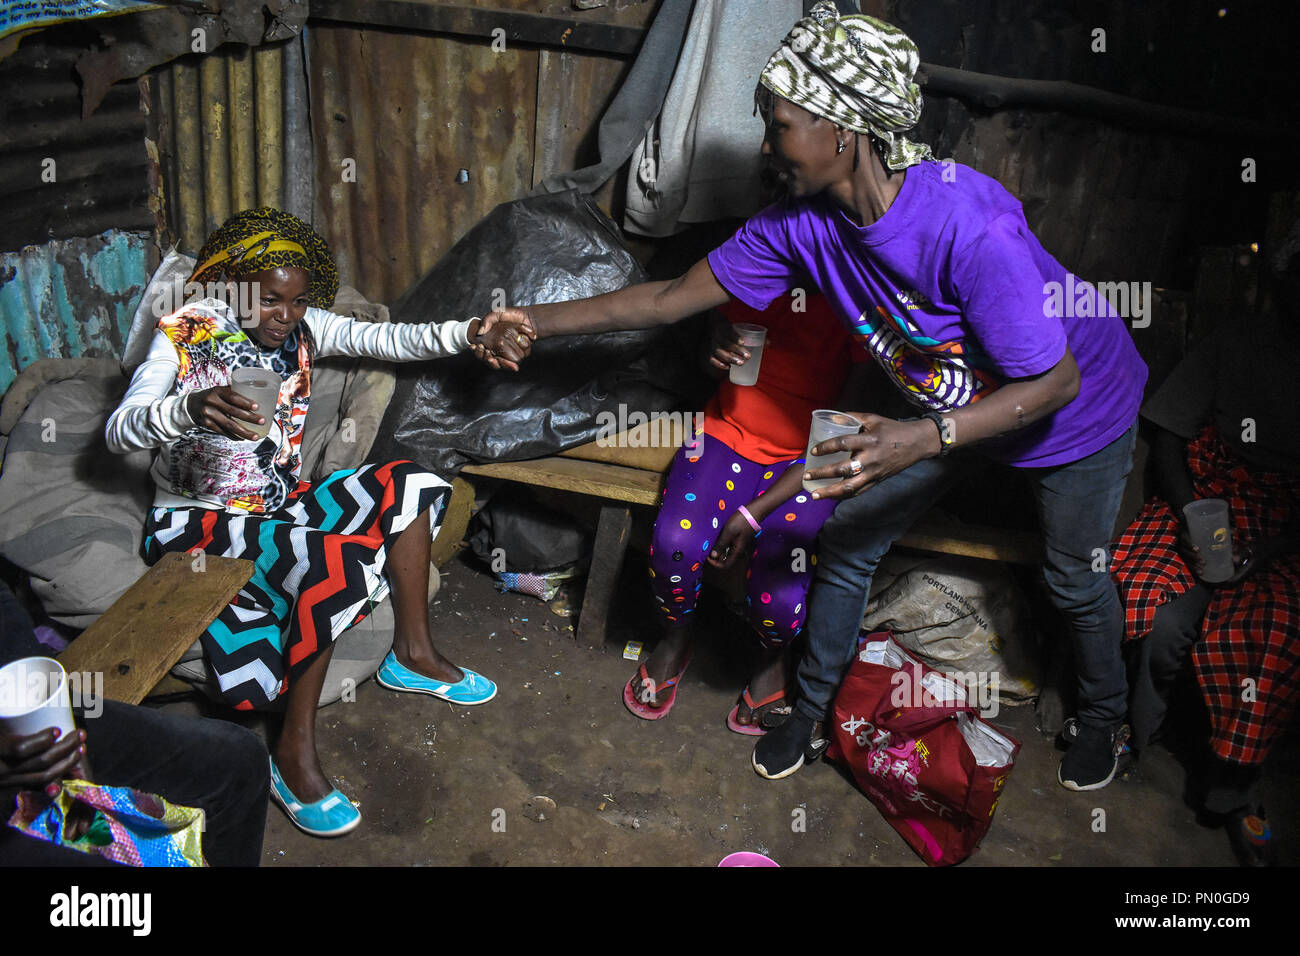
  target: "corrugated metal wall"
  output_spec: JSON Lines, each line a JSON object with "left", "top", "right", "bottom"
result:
{"left": 308, "top": 24, "right": 539, "bottom": 305}
{"left": 144, "top": 4, "right": 650, "bottom": 306}
{"left": 149, "top": 36, "right": 313, "bottom": 256}
{"left": 893, "top": 0, "right": 1292, "bottom": 289}
{"left": 306, "top": 6, "right": 647, "bottom": 305}
{"left": 0, "top": 21, "right": 154, "bottom": 395}
{"left": 0, "top": 24, "right": 153, "bottom": 251}
{"left": 0, "top": 230, "right": 150, "bottom": 394}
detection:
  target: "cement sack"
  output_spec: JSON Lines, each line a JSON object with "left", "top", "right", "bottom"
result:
{"left": 861, "top": 554, "right": 1041, "bottom": 700}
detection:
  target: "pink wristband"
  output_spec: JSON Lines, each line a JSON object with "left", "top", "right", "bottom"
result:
{"left": 737, "top": 505, "right": 761, "bottom": 533}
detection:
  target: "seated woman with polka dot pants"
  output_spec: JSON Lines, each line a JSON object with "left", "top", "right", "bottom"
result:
{"left": 623, "top": 294, "right": 860, "bottom": 733}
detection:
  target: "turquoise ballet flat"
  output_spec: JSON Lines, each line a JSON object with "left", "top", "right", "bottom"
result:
{"left": 268, "top": 757, "right": 360, "bottom": 838}
{"left": 375, "top": 651, "right": 497, "bottom": 705}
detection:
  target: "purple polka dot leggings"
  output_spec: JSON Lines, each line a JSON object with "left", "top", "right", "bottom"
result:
{"left": 648, "top": 433, "right": 837, "bottom": 647}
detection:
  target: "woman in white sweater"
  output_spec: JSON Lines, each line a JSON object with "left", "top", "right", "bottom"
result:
{"left": 106, "top": 208, "right": 533, "bottom": 838}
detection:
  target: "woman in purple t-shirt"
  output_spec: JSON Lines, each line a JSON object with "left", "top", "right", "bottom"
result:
{"left": 483, "top": 3, "right": 1146, "bottom": 792}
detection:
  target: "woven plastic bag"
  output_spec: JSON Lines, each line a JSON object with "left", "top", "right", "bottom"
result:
{"left": 8, "top": 779, "right": 206, "bottom": 867}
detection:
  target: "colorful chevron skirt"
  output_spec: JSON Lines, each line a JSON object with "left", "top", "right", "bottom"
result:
{"left": 144, "top": 460, "right": 449, "bottom": 710}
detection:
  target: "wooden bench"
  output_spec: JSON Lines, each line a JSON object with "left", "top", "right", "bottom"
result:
{"left": 453, "top": 424, "right": 1043, "bottom": 647}
{"left": 58, "top": 552, "right": 253, "bottom": 705}
{"left": 461, "top": 454, "right": 663, "bottom": 646}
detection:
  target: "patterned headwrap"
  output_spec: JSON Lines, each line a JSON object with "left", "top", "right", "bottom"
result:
{"left": 759, "top": 1, "right": 933, "bottom": 171}
{"left": 189, "top": 207, "right": 339, "bottom": 308}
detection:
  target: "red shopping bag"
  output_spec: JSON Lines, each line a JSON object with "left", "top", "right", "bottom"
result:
{"left": 826, "top": 632, "right": 1020, "bottom": 866}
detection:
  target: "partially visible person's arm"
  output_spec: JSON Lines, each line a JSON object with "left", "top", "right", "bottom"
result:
{"left": 1, "top": 584, "right": 92, "bottom": 795}
{"left": 1149, "top": 422, "right": 1198, "bottom": 516}
{"left": 807, "top": 348, "right": 1081, "bottom": 499}
{"left": 485, "top": 258, "right": 732, "bottom": 340}
{"left": 306, "top": 310, "right": 533, "bottom": 371}
{"left": 1153, "top": 419, "right": 1300, "bottom": 580}
{"left": 708, "top": 462, "right": 806, "bottom": 569}
{"left": 105, "top": 332, "right": 196, "bottom": 453}
{"left": 702, "top": 310, "right": 748, "bottom": 378}
{"left": 307, "top": 309, "right": 476, "bottom": 360}
{"left": 106, "top": 330, "right": 266, "bottom": 448}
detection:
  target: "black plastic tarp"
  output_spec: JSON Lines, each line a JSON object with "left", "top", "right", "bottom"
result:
{"left": 372, "top": 190, "right": 711, "bottom": 476}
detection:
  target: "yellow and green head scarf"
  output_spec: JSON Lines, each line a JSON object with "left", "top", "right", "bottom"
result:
{"left": 759, "top": 1, "right": 933, "bottom": 171}
{"left": 189, "top": 207, "right": 339, "bottom": 308}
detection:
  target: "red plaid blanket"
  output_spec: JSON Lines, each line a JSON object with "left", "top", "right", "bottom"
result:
{"left": 1110, "top": 425, "right": 1299, "bottom": 766}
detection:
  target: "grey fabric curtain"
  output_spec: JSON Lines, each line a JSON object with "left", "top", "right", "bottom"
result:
{"left": 533, "top": 0, "right": 696, "bottom": 197}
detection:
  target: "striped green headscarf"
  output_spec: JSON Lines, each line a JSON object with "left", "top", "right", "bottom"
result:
{"left": 759, "top": 1, "right": 933, "bottom": 171}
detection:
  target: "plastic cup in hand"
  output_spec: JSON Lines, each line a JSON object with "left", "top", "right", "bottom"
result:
{"left": 803, "top": 409, "right": 863, "bottom": 493}
{"left": 229, "top": 367, "right": 281, "bottom": 440}
{"left": 1182, "top": 498, "right": 1235, "bottom": 583}
{"left": 728, "top": 324, "right": 768, "bottom": 386}
{"left": 0, "top": 657, "right": 76, "bottom": 740}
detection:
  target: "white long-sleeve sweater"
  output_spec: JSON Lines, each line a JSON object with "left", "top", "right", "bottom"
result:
{"left": 106, "top": 301, "right": 473, "bottom": 510}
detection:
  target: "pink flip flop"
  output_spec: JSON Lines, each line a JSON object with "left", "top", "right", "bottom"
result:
{"left": 623, "top": 655, "right": 692, "bottom": 720}
{"left": 726, "top": 686, "right": 792, "bottom": 736}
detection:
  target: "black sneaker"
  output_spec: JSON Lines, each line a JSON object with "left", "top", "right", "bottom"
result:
{"left": 752, "top": 711, "right": 828, "bottom": 780}
{"left": 1059, "top": 716, "right": 1083, "bottom": 749}
{"left": 1061, "top": 717, "right": 1137, "bottom": 774}
{"left": 1057, "top": 721, "right": 1130, "bottom": 791}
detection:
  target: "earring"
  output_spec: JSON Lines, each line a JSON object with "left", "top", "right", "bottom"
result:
{"left": 836, "top": 140, "right": 846, "bottom": 154}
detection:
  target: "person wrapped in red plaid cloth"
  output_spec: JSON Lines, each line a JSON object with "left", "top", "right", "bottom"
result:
{"left": 1109, "top": 228, "right": 1300, "bottom": 867}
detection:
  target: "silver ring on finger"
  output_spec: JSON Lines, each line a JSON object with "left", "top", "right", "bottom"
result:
{"left": 847, "top": 458, "right": 863, "bottom": 476}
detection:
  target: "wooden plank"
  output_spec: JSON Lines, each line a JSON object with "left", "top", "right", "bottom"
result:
{"left": 147, "top": 674, "right": 196, "bottom": 698}
{"left": 462, "top": 456, "right": 663, "bottom": 505}
{"left": 59, "top": 553, "right": 253, "bottom": 705}
{"left": 431, "top": 476, "right": 476, "bottom": 569}
{"left": 557, "top": 423, "right": 681, "bottom": 472}
{"left": 576, "top": 503, "right": 632, "bottom": 648}
{"left": 462, "top": 455, "right": 1042, "bottom": 561}
{"left": 310, "top": 1, "right": 648, "bottom": 56}
{"left": 897, "top": 519, "right": 1042, "bottom": 565}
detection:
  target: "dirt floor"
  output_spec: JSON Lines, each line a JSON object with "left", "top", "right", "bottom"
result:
{"left": 161, "top": 548, "right": 1297, "bottom": 868}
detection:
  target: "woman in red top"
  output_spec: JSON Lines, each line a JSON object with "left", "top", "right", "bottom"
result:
{"left": 626, "top": 291, "right": 864, "bottom": 731}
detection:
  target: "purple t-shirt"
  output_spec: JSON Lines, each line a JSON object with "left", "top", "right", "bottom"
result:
{"left": 707, "top": 160, "right": 1146, "bottom": 467}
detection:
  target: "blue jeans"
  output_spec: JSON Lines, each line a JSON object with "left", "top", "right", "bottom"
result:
{"left": 795, "top": 423, "right": 1138, "bottom": 728}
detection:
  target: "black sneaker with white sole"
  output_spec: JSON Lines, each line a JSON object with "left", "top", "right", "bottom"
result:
{"left": 752, "top": 710, "right": 828, "bottom": 780}
{"left": 1057, "top": 721, "right": 1130, "bottom": 791}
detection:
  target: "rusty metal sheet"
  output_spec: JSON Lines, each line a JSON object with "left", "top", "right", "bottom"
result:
{"left": 149, "top": 37, "right": 313, "bottom": 255}
{"left": 532, "top": 47, "right": 631, "bottom": 198}
{"left": 309, "top": 22, "right": 540, "bottom": 304}
{"left": 0, "top": 230, "right": 150, "bottom": 395}
{"left": 304, "top": 3, "right": 660, "bottom": 303}
{"left": 892, "top": 0, "right": 1293, "bottom": 290}
{"left": 0, "top": 28, "right": 151, "bottom": 251}
{"left": 310, "top": 0, "right": 650, "bottom": 56}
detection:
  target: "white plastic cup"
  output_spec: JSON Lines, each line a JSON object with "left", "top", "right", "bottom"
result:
{"left": 728, "top": 324, "right": 768, "bottom": 386}
{"left": 1183, "top": 498, "right": 1235, "bottom": 583}
{"left": 229, "top": 367, "right": 281, "bottom": 439}
{"left": 0, "top": 657, "right": 77, "bottom": 740}
{"left": 803, "top": 409, "right": 863, "bottom": 492}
